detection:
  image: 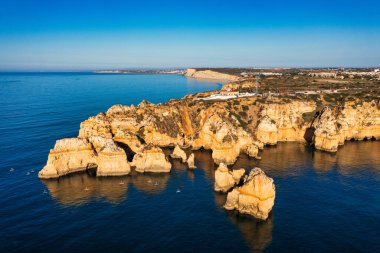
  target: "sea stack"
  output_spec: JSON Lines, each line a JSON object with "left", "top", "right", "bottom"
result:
{"left": 214, "top": 163, "right": 245, "bottom": 192}
{"left": 224, "top": 168, "right": 276, "bottom": 220}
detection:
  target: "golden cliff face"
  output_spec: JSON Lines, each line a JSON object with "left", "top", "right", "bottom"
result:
{"left": 224, "top": 167, "right": 276, "bottom": 220}
{"left": 38, "top": 137, "right": 130, "bottom": 178}
{"left": 256, "top": 101, "right": 317, "bottom": 144}
{"left": 311, "top": 101, "right": 380, "bottom": 152}
{"left": 185, "top": 68, "right": 240, "bottom": 81}
{"left": 40, "top": 95, "right": 380, "bottom": 179}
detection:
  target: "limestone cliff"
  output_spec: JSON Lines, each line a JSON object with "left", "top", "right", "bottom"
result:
{"left": 39, "top": 137, "right": 130, "bottom": 179}
{"left": 185, "top": 68, "right": 239, "bottom": 81}
{"left": 40, "top": 90, "right": 379, "bottom": 179}
{"left": 131, "top": 145, "right": 172, "bottom": 173}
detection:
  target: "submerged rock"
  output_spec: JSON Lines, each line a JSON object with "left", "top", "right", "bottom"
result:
{"left": 224, "top": 168, "right": 275, "bottom": 220}
{"left": 131, "top": 145, "right": 172, "bottom": 173}
{"left": 171, "top": 145, "right": 187, "bottom": 163}
{"left": 214, "top": 163, "right": 245, "bottom": 192}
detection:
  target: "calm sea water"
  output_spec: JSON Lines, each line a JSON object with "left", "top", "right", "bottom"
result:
{"left": 0, "top": 73, "right": 379, "bottom": 253}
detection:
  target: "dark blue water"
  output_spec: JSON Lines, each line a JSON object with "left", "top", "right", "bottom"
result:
{"left": 0, "top": 73, "right": 379, "bottom": 253}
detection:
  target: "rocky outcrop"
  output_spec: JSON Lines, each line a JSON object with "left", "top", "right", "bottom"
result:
{"left": 256, "top": 101, "right": 317, "bottom": 144}
{"left": 214, "top": 163, "right": 245, "bottom": 192}
{"left": 38, "top": 137, "right": 131, "bottom": 179}
{"left": 187, "top": 153, "right": 195, "bottom": 169}
{"left": 310, "top": 101, "right": 380, "bottom": 152}
{"left": 113, "top": 129, "right": 144, "bottom": 153}
{"left": 171, "top": 145, "right": 187, "bottom": 162}
{"left": 88, "top": 136, "right": 131, "bottom": 176}
{"left": 40, "top": 89, "right": 380, "bottom": 179}
{"left": 185, "top": 68, "right": 239, "bottom": 81}
{"left": 39, "top": 138, "right": 96, "bottom": 179}
{"left": 131, "top": 146, "right": 172, "bottom": 173}
{"left": 192, "top": 110, "right": 260, "bottom": 165}
{"left": 224, "top": 168, "right": 275, "bottom": 220}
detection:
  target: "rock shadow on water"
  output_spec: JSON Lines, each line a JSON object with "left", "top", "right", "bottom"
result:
{"left": 191, "top": 149, "right": 216, "bottom": 181}
{"left": 312, "top": 141, "right": 380, "bottom": 175}
{"left": 214, "top": 191, "right": 273, "bottom": 253}
{"left": 231, "top": 142, "right": 311, "bottom": 178}
{"left": 41, "top": 172, "right": 130, "bottom": 206}
{"left": 130, "top": 171, "right": 170, "bottom": 195}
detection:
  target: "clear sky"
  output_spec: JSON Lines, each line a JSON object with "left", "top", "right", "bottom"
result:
{"left": 0, "top": 0, "right": 379, "bottom": 71}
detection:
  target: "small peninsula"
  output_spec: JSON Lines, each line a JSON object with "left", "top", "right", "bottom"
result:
{"left": 39, "top": 68, "right": 380, "bottom": 219}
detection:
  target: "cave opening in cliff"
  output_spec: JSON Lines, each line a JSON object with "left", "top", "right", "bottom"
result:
{"left": 86, "top": 163, "right": 98, "bottom": 177}
{"left": 115, "top": 141, "right": 136, "bottom": 162}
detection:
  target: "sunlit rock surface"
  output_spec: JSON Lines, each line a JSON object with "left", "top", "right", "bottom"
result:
{"left": 224, "top": 168, "right": 276, "bottom": 220}
{"left": 39, "top": 138, "right": 96, "bottom": 179}
{"left": 40, "top": 90, "right": 380, "bottom": 179}
{"left": 187, "top": 153, "right": 195, "bottom": 169}
{"left": 39, "top": 137, "right": 131, "bottom": 178}
{"left": 311, "top": 102, "right": 380, "bottom": 152}
{"left": 131, "top": 145, "right": 172, "bottom": 173}
{"left": 88, "top": 136, "right": 131, "bottom": 176}
{"left": 185, "top": 68, "right": 239, "bottom": 81}
{"left": 171, "top": 145, "right": 187, "bottom": 162}
{"left": 214, "top": 163, "right": 245, "bottom": 192}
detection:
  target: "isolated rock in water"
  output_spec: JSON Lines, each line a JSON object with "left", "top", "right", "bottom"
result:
{"left": 214, "top": 163, "right": 245, "bottom": 192}
{"left": 171, "top": 145, "right": 187, "bottom": 163}
{"left": 187, "top": 153, "right": 195, "bottom": 169}
{"left": 131, "top": 145, "right": 172, "bottom": 173}
{"left": 38, "top": 138, "right": 96, "bottom": 179}
{"left": 88, "top": 136, "right": 130, "bottom": 176}
{"left": 224, "top": 168, "right": 275, "bottom": 220}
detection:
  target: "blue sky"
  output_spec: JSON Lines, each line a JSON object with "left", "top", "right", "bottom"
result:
{"left": 0, "top": 0, "right": 379, "bottom": 70}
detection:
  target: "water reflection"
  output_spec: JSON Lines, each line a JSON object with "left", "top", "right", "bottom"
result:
{"left": 214, "top": 192, "right": 273, "bottom": 253}
{"left": 40, "top": 141, "right": 380, "bottom": 253}
{"left": 130, "top": 171, "right": 170, "bottom": 195}
{"left": 193, "top": 149, "right": 216, "bottom": 182}
{"left": 229, "top": 214, "right": 273, "bottom": 253}
{"left": 247, "top": 141, "right": 380, "bottom": 176}
{"left": 335, "top": 141, "right": 380, "bottom": 175}
{"left": 256, "top": 143, "right": 311, "bottom": 177}
{"left": 42, "top": 173, "right": 130, "bottom": 206}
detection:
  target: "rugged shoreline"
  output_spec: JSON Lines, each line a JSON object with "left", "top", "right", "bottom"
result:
{"left": 39, "top": 88, "right": 380, "bottom": 179}
{"left": 38, "top": 75, "right": 380, "bottom": 219}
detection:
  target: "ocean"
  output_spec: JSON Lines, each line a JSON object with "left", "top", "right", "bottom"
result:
{"left": 0, "top": 73, "right": 379, "bottom": 253}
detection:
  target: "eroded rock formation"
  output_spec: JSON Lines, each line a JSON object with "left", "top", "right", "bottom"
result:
{"left": 39, "top": 138, "right": 96, "bottom": 179}
{"left": 131, "top": 145, "right": 172, "bottom": 173}
{"left": 40, "top": 85, "right": 379, "bottom": 179}
{"left": 224, "top": 168, "right": 276, "bottom": 220}
{"left": 171, "top": 145, "right": 187, "bottom": 162}
{"left": 187, "top": 153, "right": 195, "bottom": 169}
{"left": 214, "top": 163, "right": 245, "bottom": 192}
{"left": 39, "top": 137, "right": 130, "bottom": 179}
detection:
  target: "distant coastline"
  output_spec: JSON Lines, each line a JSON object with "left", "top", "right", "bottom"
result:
{"left": 94, "top": 69, "right": 186, "bottom": 75}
